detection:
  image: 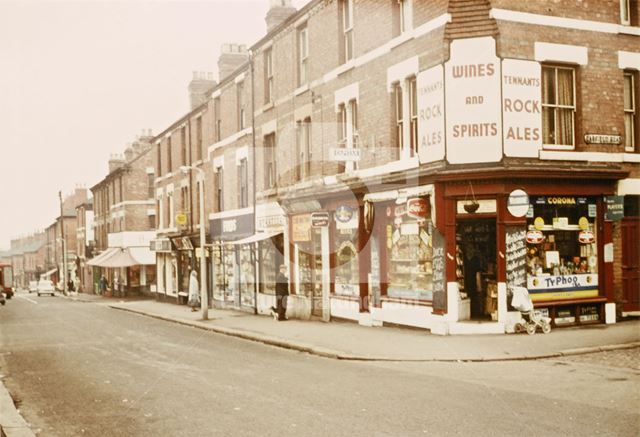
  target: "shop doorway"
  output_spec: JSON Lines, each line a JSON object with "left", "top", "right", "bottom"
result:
{"left": 456, "top": 218, "right": 497, "bottom": 319}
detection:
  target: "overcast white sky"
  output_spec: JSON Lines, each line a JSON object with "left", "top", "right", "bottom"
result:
{"left": 0, "top": 0, "right": 306, "bottom": 250}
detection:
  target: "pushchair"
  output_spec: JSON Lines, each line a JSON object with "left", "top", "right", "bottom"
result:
{"left": 510, "top": 286, "right": 551, "bottom": 335}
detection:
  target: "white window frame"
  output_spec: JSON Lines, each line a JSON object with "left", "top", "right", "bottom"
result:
{"left": 264, "top": 48, "right": 273, "bottom": 104}
{"left": 620, "top": 0, "right": 631, "bottom": 25}
{"left": 399, "top": 0, "right": 413, "bottom": 33}
{"left": 298, "top": 24, "right": 309, "bottom": 86}
{"left": 264, "top": 133, "right": 277, "bottom": 189}
{"left": 542, "top": 65, "right": 577, "bottom": 150}
{"left": 296, "top": 117, "right": 312, "bottom": 181}
{"left": 237, "top": 81, "right": 245, "bottom": 131}
{"left": 238, "top": 158, "right": 248, "bottom": 208}
{"left": 624, "top": 71, "right": 636, "bottom": 152}
{"left": 342, "top": 0, "right": 354, "bottom": 62}
{"left": 215, "top": 166, "right": 224, "bottom": 212}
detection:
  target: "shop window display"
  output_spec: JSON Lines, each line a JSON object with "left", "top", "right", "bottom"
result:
{"left": 213, "top": 245, "right": 227, "bottom": 301}
{"left": 387, "top": 219, "right": 433, "bottom": 301}
{"left": 526, "top": 197, "right": 599, "bottom": 301}
{"left": 239, "top": 245, "right": 255, "bottom": 307}
{"left": 334, "top": 206, "right": 359, "bottom": 297}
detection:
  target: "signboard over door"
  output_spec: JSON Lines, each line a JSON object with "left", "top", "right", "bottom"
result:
{"left": 445, "top": 37, "right": 502, "bottom": 164}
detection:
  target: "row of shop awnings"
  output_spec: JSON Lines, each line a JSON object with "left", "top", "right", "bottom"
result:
{"left": 88, "top": 247, "right": 155, "bottom": 268}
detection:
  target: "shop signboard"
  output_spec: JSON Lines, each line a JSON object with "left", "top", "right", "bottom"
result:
{"left": 507, "top": 189, "right": 530, "bottom": 217}
{"left": 527, "top": 273, "right": 598, "bottom": 301}
{"left": 311, "top": 212, "right": 330, "bottom": 228}
{"left": 417, "top": 64, "right": 445, "bottom": 163}
{"left": 445, "top": 37, "right": 502, "bottom": 164}
{"left": 335, "top": 205, "right": 358, "bottom": 230}
{"left": 506, "top": 227, "right": 527, "bottom": 288}
{"left": 210, "top": 213, "right": 254, "bottom": 241}
{"left": 406, "top": 198, "right": 428, "bottom": 219}
{"left": 329, "top": 147, "right": 361, "bottom": 162}
{"left": 605, "top": 196, "right": 624, "bottom": 221}
{"left": 432, "top": 229, "right": 447, "bottom": 312}
{"left": 501, "top": 59, "right": 542, "bottom": 157}
{"left": 292, "top": 214, "right": 311, "bottom": 242}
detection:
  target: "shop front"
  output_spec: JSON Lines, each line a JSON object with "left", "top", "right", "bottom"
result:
{"left": 210, "top": 212, "right": 254, "bottom": 310}
{"left": 524, "top": 195, "right": 606, "bottom": 326}
{"left": 290, "top": 212, "right": 324, "bottom": 319}
{"left": 151, "top": 238, "right": 178, "bottom": 300}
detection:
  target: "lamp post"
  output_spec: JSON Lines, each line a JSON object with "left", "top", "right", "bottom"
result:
{"left": 180, "top": 165, "right": 208, "bottom": 320}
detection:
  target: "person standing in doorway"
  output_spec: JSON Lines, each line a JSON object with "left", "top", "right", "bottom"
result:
{"left": 188, "top": 270, "right": 200, "bottom": 312}
{"left": 99, "top": 274, "right": 108, "bottom": 295}
{"left": 272, "top": 264, "right": 289, "bottom": 321}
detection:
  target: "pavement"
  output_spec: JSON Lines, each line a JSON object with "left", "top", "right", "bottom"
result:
{"left": 62, "top": 292, "right": 640, "bottom": 362}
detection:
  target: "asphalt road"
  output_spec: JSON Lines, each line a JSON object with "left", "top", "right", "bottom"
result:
{"left": 1, "top": 293, "right": 638, "bottom": 437}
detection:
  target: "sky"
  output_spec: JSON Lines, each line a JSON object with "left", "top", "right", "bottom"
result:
{"left": 0, "top": 0, "right": 307, "bottom": 250}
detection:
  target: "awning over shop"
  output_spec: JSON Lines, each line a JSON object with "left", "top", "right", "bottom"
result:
{"left": 231, "top": 231, "right": 282, "bottom": 245}
{"left": 87, "top": 248, "right": 119, "bottom": 267}
{"left": 88, "top": 247, "right": 155, "bottom": 268}
{"left": 40, "top": 268, "right": 57, "bottom": 278}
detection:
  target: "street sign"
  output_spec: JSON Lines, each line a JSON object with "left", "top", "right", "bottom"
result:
{"left": 311, "top": 212, "right": 330, "bottom": 228}
{"left": 605, "top": 196, "right": 624, "bottom": 221}
{"left": 329, "top": 147, "right": 361, "bottom": 162}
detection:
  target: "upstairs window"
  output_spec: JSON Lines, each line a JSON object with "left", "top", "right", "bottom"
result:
{"left": 399, "top": 0, "right": 413, "bottom": 33}
{"left": 167, "top": 136, "right": 173, "bottom": 173}
{"left": 264, "top": 48, "right": 273, "bottom": 104}
{"left": 542, "top": 65, "right": 576, "bottom": 149}
{"left": 624, "top": 71, "right": 637, "bottom": 152}
{"left": 621, "top": 0, "right": 631, "bottom": 25}
{"left": 196, "top": 117, "right": 203, "bottom": 161}
{"left": 237, "top": 81, "right": 246, "bottom": 131}
{"left": 147, "top": 173, "right": 155, "bottom": 199}
{"left": 296, "top": 117, "right": 311, "bottom": 181}
{"left": 341, "top": 0, "right": 354, "bottom": 63}
{"left": 337, "top": 99, "right": 358, "bottom": 172}
{"left": 156, "top": 143, "right": 162, "bottom": 177}
{"left": 393, "top": 81, "right": 404, "bottom": 151}
{"left": 238, "top": 158, "right": 248, "bottom": 208}
{"left": 409, "top": 76, "right": 418, "bottom": 156}
{"left": 264, "top": 133, "right": 277, "bottom": 189}
{"left": 181, "top": 126, "right": 187, "bottom": 166}
{"left": 297, "top": 24, "right": 309, "bottom": 86}
{"left": 215, "top": 167, "right": 224, "bottom": 212}
{"left": 214, "top": 97, "right": 222, "bottom": 142}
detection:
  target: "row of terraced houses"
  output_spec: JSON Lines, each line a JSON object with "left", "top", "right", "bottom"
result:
{"left": 4, "top": 0, "right": 639, "bottom": 334}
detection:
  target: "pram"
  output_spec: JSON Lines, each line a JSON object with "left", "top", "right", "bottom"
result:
{"left": 510, "top": 286, "right": 551, "bottom": 335}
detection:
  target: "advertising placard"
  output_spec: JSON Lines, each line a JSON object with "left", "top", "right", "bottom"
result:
{"left": 445, "top": 37, "right": 502, "bottom": 164}
{"left": 417, "top": 64, "right": 445, "bottom": 163}
{"left": 502, "top": 59, "right": 542, "bottom": 157}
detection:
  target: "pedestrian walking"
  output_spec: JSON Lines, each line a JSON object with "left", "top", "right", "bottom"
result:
{"left": 188, "top": 270, "right": 200, "bottom": 312}
{"left": 99, "top": 274, "right": 108, "bottom": 295}
{"left": 272, "top": 264, "right": 289, "bottom": 321}
{"left": 67, "top": 277, "right": 75, "bottom": 293}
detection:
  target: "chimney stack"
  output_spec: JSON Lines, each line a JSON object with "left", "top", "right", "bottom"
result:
{"left": 217, "top": 44, "right": 248, "bottom": 82}
{"left": 266, "top": 0, "right": 297, "bottom": 33}
{"left": 108, "top": 154, "right": 125, "bottom": 173}
{"left": 188, "top": 71, "right": 217, "bottom": 110}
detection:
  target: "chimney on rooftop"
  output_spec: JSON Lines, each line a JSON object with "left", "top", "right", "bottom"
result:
{"left": 217, "top": 44, "right": 248, "bottom": 82}
{"left": 188, "top": 71, "right": 217, "bottom": 110}
{"left": 266, "top": 0, "right": 297, "bottom": 33}
{"left": 108, "top": 154, "right": 125, "bottom": 173}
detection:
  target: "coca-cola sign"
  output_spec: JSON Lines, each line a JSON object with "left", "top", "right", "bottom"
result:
{"left": 407, "top": 198, "right": 428, "bottom": 219}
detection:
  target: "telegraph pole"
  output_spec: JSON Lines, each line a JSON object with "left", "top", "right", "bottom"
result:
{"left": 59, "top": 191, "right": 68, "bottom": 296}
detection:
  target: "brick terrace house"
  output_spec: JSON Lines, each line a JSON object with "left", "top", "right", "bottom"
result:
{"left": 145, "top": 0, "right": 637, "bottom": 334}
{"left": 224, "top": 0, "right": 638, "bottom": 332}
{"left": 152, "top": 72, "right": 215, "bottom": 303}
{"left": 75, "top": 200, "right": 94, "bottom": 292}
{"left": 90, "top": 134, "right": 156, "bottom": 295}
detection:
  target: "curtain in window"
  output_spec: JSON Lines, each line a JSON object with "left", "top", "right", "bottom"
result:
{"left": 557, "top": 69, "right": 574, "bottom": 146}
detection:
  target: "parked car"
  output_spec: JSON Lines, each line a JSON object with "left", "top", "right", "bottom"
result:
{"left": 37, "top": 279, "right": 56, "bottom": 297}
{"left": 28, "top": 280, "right": 38, "bottom": 293}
